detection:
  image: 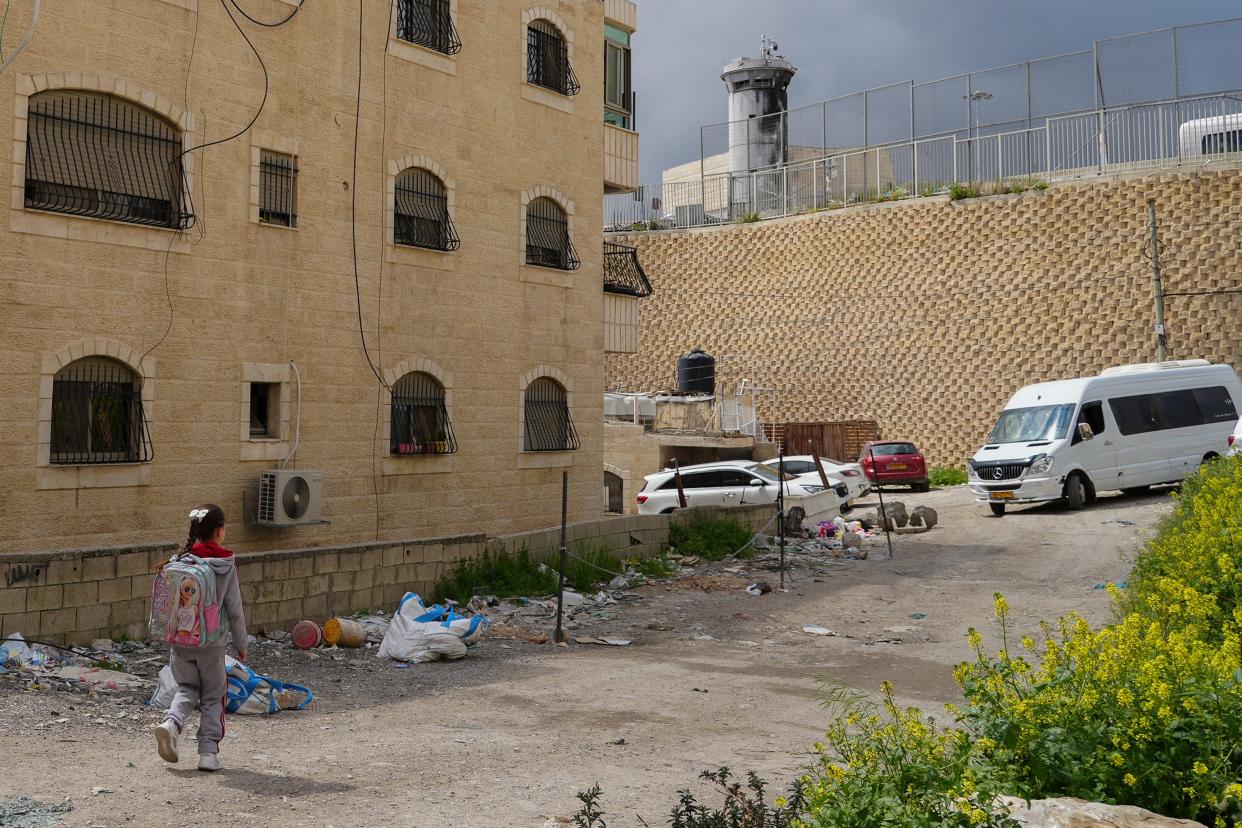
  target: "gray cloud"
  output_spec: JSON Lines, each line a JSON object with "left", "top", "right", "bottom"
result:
{"left": 633, "top": 1, "right": 1241, "bottom": 178}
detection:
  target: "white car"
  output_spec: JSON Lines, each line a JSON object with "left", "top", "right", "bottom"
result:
{"left": 1228, "top": 417, "right": 1242, "bottom": 457}
{"left": 636, "top": 460, "right": 839, "bottom": 515}
{"left": 761, "top": 455, "right": 871, "bottom": 508}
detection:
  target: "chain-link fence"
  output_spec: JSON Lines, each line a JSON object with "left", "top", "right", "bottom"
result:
{"left": 606, "top": 17, "right": 1242, "bottom": 232}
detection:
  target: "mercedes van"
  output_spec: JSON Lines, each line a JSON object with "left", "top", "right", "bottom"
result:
{"left": 969, "top": 360, "right": 1241, "bottom": 516}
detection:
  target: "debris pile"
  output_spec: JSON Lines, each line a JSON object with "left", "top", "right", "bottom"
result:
{"left": 0, "top": 634, "right": 152, "bottom": 698}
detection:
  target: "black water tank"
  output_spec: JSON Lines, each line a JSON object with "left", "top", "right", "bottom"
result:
{"left": 677, "top": 348, "right": 716, "bottom": 395}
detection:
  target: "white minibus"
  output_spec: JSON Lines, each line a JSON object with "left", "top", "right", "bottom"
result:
{"left": 970, "top": 360, "right": 1241, "bottom": 516}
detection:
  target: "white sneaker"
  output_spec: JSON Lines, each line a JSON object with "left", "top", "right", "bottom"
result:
{"left": 197, "top": 753, "right": 222, "bottom": 772}
{"left": 155, "top": 721, "right": 180, "bottom": 763}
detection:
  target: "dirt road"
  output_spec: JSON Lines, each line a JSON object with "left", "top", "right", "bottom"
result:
{"left": 0, "top": 486, "right": 1173, "bottom": 827}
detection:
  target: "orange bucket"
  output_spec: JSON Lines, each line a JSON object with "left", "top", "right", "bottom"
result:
{"left": 322, "top": 617, "right": 365, "bottom": 648}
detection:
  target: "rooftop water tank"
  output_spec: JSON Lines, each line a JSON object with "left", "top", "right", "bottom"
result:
{"left": 677, "top": 348, "right": 716, "bottom": 395}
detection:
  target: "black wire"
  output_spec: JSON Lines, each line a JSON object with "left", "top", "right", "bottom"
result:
{"left": 350, "top": 0, "right": 389, "bottom": 391}
{"left": 228, "top": 0, "right": 304, "bottom": 27}
{"left": 1164, "top": 287, "right": 1242, "bottom": 298}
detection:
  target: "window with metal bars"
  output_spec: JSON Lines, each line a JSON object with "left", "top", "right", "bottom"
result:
{"left": 396, "top": 0, "right": 461, "bottom": 55}
{"left": 526, "top": 20, "right": 580, "bottom": 96}
{"left": 24, "top": 90, "right": 191, "bottom": 229}
{"left": 259, "top": 150, "right": 298, "bottom": 228}
{"left": 50, "top": 357, "right": 153, "bottom": 465}
{"left": 603, "top": 242, "right": 653, "bottom": 297}
{"left": 523, "top": 377, "right": 580, "bottom": 452}
{"left": 390, "top": 372, "right": 457, "bottom": 455}
{"left": 394, "top": 167, "right": 460, "bottom": 251}
{"left": 525, "top": 197, "right": 580, "bottom": 270}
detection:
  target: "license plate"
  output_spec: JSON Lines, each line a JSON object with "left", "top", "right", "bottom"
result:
{"left": 888, "top": 463, "right": 908, "bottom": 471}
{"left": 990, "top": 491, "right": 1015, "bottom": 500}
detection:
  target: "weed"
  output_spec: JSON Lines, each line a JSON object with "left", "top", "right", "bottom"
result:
{"left": 919, "top": 182, "right": 942, "bottom": 198}
{"left": 670, "top": 768, "right": 808, "bottom": 828}
{"left": 94, "top": 657, "right": 128, "bottom": 672}
{"left": 948, "top": 183, "right": 981, "bottom": 201}
{"left": 572, "top": 784, "right": 607, "bottom": 828}
{"left": 668, "top": 512, "right": 754, "bottom": 561}
{"left": 928, "top": 467, "right": 968, "bottom": 487}
{"left": 736, "top": 212, "right": 762, "bottom": 224}
{"left": 629, "top": 554, "right": 678, "bottom": 579}
{"left": 432, "top": 546, "right": 557, "bottom": 604}
{"left": 629, "top": 221, "right": 647, "bottom": 232}
{"left": 563, "top": 542, "right": 625, "bottom": 592}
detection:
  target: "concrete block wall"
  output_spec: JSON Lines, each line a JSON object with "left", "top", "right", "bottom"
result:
{"left": 606, "top": 168, "right": 1242, "bottom": 465}
{"left": 0, "top": 504, "right": 775, "bottom": 644}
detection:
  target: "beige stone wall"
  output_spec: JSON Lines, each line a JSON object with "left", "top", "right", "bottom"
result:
{"left": 607, "top": 169, "right": 1242, "bottom": 466}
{"left": 0, "top": 503, "right": 774, "bottom": 644}
{"left": 0, "top": 0, "right": 612, "bottom": 553}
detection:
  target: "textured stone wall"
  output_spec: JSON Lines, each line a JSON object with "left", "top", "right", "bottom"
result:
{"left": 606, "top": 168, "right": 1242, "bottom": 466}
{"left": 0, "top": 0, "right": 609, "bottom": 553}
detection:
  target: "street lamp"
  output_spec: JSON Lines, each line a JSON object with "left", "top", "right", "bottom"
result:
{"left": 963, "top": 90, "right": 992, "bottom": 181}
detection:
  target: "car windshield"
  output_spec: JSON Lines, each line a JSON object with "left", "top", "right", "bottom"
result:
{"left": 750, "top": 464, "right": 792, "bottom": 481}
{"left": 986, "top": 404, "right": 1076, "bottom": 444}
{"left": 868, "top": 443, "right": 916, "bottom": 456}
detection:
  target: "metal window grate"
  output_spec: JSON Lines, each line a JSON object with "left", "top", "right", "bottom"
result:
{"left": 259, "top": 150, "right": 298, "bottom": 227}
{"left": 603, "top": 242, "right": 653, "bottom": 297}
{"left": 24, "top": 91, "right": 191, "bottom": 229}
{"left": 524, "top": 377, "right": 580, "bottom": 452}
{"left": 390, "top": 372, "right": 457, "bottom": 455}
{"left": 394, "top": 167, "right": 460, "bottom": 251}
{"left": 527, "top": 20, "right": 580, "bottom": 96}
{"left": 526, "top": 197, "right": 580, "bottom": 270}
{"left": 396, "top": 0, "right": 461, "bottom": 55}
{"left": 50, "top": 357, "right": 153, "bottom": 465}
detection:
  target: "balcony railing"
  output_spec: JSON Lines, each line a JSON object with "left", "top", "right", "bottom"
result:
{"left": 603, "top": 242, "right": 652, "bottom": 297}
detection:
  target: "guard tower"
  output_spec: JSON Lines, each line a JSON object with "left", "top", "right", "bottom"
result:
{"left": 721, "top": 35, "right": 797, "bottom": 174}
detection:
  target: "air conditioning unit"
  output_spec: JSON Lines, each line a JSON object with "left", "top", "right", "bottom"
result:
{"left": 257, "top": 469, "right": 325, "bottom": 527}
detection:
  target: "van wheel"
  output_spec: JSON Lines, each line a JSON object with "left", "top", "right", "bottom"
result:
{"left": 1201, "top": 453, "right": 1220, "bottom": 467}
{"left": 1064, "top": 474, "right": 1087, "bottom": 510}
{"left": 989, "top": 502, "right": 1006, "bottom": 517}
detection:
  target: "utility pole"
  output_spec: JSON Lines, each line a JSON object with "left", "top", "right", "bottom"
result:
{"left": 1147, "top": 199, "right": 1167, "bottom": 361}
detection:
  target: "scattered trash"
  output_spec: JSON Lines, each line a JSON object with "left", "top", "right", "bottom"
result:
{"left": 573, "top": 637, "right": 632, "bottom": 646}
{"left": 1102, "top": 519, "right": 1136, "bottom": 526}
{"left": 910, "top": 612, "right": 927, "bottom": 620}
{"left": 691, "top": 687, "right": 709, "bottom": 693}
{"left": 89, "top": 787, "right": 112, "bottom": 797}
{"left": 1093, "top": 581, "right": 1128, "bottom": 590}
{"left": 291, "top": 620, "right": 323, "bottom": 650}
{"left": 680, "top": 555, "right": 701, "bottom": 567}
{"left": 560, "top": 590, "right": 586, "bottom": 608}
{"left": 149, "top": 656, "right": 311, "bottom": 714}
{"left": 802, "top": 624, "right": 836, "bottom": 636}
{"left": 646, "top": 622, "right": 673, "bottom": 631}
{"left": 746, "top": 582, "right": 772, "bottom": 596}
{"left": 610, "top": 737, "right": 626, "bottom": 745}
{"left": 377, "top": 593, "right": 490, "bottom": 664}
{"left": 608, "top": 575, "right": 629, "bottom": 589}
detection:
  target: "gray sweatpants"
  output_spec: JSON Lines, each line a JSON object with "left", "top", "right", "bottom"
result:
{"left": 165, "top": 645, "right": 227, "bottom": 755}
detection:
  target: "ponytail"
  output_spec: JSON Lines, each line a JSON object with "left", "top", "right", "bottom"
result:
{"left": 184, "top": 504, "right": 225, "bottom": 553}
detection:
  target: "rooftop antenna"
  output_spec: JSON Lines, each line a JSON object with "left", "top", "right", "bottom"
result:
{"left": 760, "top": 34, "right": 779, "bottom": 60}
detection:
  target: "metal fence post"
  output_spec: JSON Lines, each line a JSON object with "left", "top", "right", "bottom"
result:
{"left": 1097, "top": 109, "right": 1106, "bottom": 172}
{"left": 998, "top": 134, "right": 1004, "bottom": 181}
{"left": 913, "top": 140, "right": 919, "bottom": 195}
{"left": 1044, "top": 123, "right": 1052, "bottom": 180}
{"left": 782, "top": 165, "right": 789, "bottom": 216}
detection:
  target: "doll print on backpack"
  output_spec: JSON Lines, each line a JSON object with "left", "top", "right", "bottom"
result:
{"left": 174, "top": 575, "right": 203, "bottom": 645}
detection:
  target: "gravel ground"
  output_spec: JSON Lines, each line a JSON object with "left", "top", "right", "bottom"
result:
{"left": 0, "top": 486, "right": 1173, "bottom": 827}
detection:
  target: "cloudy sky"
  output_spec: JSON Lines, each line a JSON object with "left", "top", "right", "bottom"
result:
{"left": 632, "top": 1, "right": 1241, "bottom": 177}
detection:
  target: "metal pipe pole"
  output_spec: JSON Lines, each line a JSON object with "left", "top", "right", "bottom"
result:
{"left": 778, "top": 440, "right": 786, "bottom": 591}
{"left": 868, "top": 446, "right": 894, "bottom": 560}
{"left": 553, "top": 471, "right": 570, "bottom": 644}
{"left": 1147, "top": 199, "right": 1168, "bottom": 361}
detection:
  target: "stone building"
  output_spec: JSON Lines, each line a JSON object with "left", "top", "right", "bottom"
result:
{"left": 0, "top": 0, "right": 644, "bottom": 553}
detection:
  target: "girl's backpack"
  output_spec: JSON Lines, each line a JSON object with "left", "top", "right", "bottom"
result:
{"left": 149, "top": 555, "right": 224, "bottom": 647}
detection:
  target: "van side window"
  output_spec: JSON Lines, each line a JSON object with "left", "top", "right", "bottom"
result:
{"left": 1110, "top": 395, "right": 1158, "bottom": 436}
{"left": 1153, "top": 389, "right": 1202, "bottom": 430}
{"left": 1074, "top": 402, "right": 1106, "bottom": 443}
{"left": 1192, "top": 386, "right": 1238, "bottom": 423}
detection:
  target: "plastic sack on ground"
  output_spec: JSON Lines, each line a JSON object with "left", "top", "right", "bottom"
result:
{"left": 377, "top": 592, "right": 491, "bottom": 664}
{"left": 148, "top": 656, "right": 312, "bottom": 714}
{"left": 0, "top": 634, "right": 32, "bottom": 665}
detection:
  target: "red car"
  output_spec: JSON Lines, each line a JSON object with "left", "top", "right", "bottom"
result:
{"left": 859, "top": 441, "right": 929, "bottom": 492}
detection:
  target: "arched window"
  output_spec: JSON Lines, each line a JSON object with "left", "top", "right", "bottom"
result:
{"left": 604, "top": 471, "right": 624, "bottom": 514}
{"left": 526, "top": 19, "right": 579, "bottom": 96}
{"left": 51, "top": 357, "right": 152, "bottom": 464}
{"left": 395, "top": 168, "right": 459, "bottom": 251}
{"left": 390, "top": 372, "right": 456, "bottom": 455}
{"left": 524, "top": 377, "right": 579, "bottom": 452}
{"left": 25, "top": 91, "right": 190, "bottom": 228}
{"left": 525, "top": 197, "right": 579, "bottom": 270}
{"left": 396, "top": 0, "right": 461, "bottom": 55}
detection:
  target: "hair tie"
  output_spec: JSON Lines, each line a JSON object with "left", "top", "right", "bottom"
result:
{"left": 189, "top": 508, "right": 209, "bottom": 522}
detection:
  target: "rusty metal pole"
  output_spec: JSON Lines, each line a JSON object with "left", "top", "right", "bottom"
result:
{"left": 553, "top": 471, "right": 569, "bottom": 644}
{"left": 672, "top": 458, "right": 688, "bottom": 509}
{"left": 869, "top": 446, "right": 894, "bottom": 560}
{"left": 778, "top": 440, "right": 786, "bottom": 591}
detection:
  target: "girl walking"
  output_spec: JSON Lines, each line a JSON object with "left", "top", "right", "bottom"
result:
{"left": 154, "top": 504, "right": 249, "bottom": 771}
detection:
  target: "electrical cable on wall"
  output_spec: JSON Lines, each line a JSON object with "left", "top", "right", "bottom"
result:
{"left": 0, "top": 0, "right": 38, "bottom": 74}
{"left": 228, "top": 0, "right": 304, "bottom": 28}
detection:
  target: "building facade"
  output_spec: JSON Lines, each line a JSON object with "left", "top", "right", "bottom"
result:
{"left": 0, "top": 0, "right": 642, "bottom": 553}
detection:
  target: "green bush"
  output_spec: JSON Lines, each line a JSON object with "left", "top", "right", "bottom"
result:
{"left": 929, "top": 467, "right": 968, "bottom": 487}
{"left": 432, "top": 547, "right": 557, "bottom": 604}
{"left": 736, "top": 212, "right": 762, "bottom": 224}
{"left": 948, "top": 183, "right": 981, "bottom": 201}
{"left": 629, "top": 554, "right": 679, "bottom": 579}
{"left": 668, "top": 512, "right": 755, "bottom": 561}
